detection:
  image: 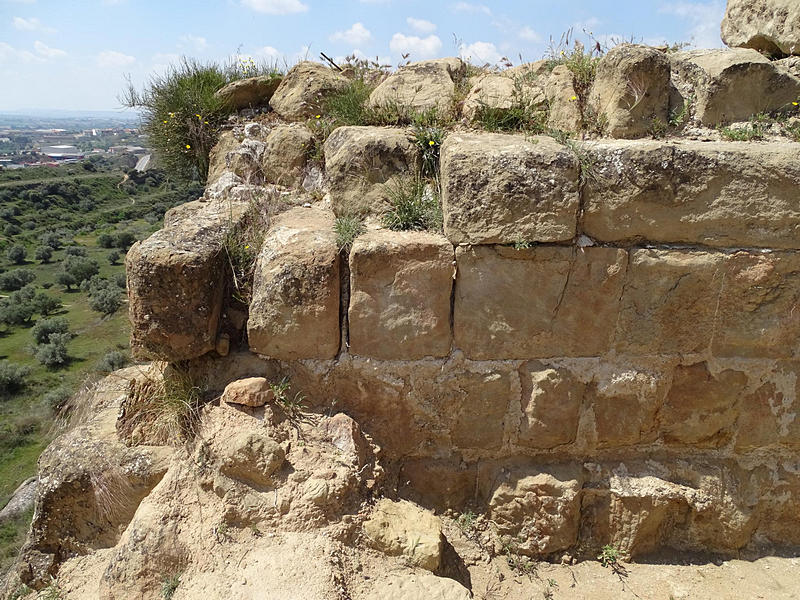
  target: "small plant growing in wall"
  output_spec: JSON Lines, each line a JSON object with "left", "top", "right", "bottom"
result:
{"left": 597, "top": 544, "right": 620, "bottom": 568}
{"left": 270, "top": 377, "right": 307, "bottom": 418}
{"left": 161, "top": 573, "right": 181, "bottom": 599}
{"left": 334, "top": 215, "right": 364, "bottom": 253}
{"left": 382, "top": 177, "right": 443, "bottom": 232}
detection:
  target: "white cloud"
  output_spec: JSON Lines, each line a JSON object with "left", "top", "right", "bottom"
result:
{"left": 0, "top": 41, "right": 41, "bottom": 63}
{"left": 459, "top": 41, "right": 502, "bottom": 65}
{"left": 406, "top": 17, "right": 436, "bottom": 34}
{"left": 452, "top": 2, "right": 491, "bottom": 15}
{"left": 659, "top": 1, "right": 725, "bottom": 48}
{"left": 389, "top": 33, "right": 442, "bottom": 59}
{"left": 96, "top": 50, "right": 135, "bottom": 67}
{"left": 241, "top": 0, "right": 308, "bottom": 15}
{"left": 179, "top": 34, "right": 208, "bottom": 52}
{"left": 253, "top": 46, "right": 282, "bottom": 60}
{"left": 330, "top": 22, "right": 372, "bottom": 45}
{"left": 12, "top": 16, "right": 54, "bottom": 32}
{"left": 34, "top": 40, "right": 65, "bottom": 58}
{"left": 518, "top": 26, "right": 541, "bottom": 43}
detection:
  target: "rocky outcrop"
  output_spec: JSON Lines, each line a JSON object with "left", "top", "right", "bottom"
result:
{"left": 270, "top": 61, "right": 349, "bottom": 121}
{"left": 670, "top": 48, "right": 800, "bottom": 125}
{"left": 589, "top": 44, "right": 671, "bottom": 138}
{"left": 363, "top": 499, "right": 444, "bottom": 571}
{"left": 722, "top": 0, "right": 800, "bottom": 57}
{"left": 368, "top": 58, "right": 466, "bottom": 116}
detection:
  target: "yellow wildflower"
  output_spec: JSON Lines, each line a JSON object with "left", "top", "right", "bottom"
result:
{"left": 570, "top": 95, "right": 577, "bottom": 101}
{"left": 315, "top": 115, "right": 321, "bottom": 119}
{"left": 185, "top": 144, "right": 191, "bottom": 149}
{"left": 429, "top": 140, "right": 435, "bottom": 146}
{"left": 794, "top": 102, "right": 799, "bottom": 106}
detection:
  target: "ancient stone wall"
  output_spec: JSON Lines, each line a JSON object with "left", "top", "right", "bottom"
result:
{"left": 124, "top": 48, "right": 800, "bottom": 560}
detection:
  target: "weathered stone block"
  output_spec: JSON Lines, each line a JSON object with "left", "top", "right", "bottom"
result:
{"left": 221, "top": 377, "right": 274, "bottom": 407}
{"left": 247, "top": 208, "right": 340, "bottom": 360}
{"left": 722, "top": 0, "right": 800, "bottom": 57}
{"left": 670, "top": 48, "right": 800, "bottom": 125}
{"left": 448, "top": 369, "right": 515, "bottom": 451}
{"left": 260, "top": 124, "right": 314, "bottom": 187}
{"left": 461, "top": 68, "right": 546, "bottom": 122}
{"left": 270, "top": 61, "right": 348, "bottom": 121}
{"left": 127, "top": 199, "right": 250, "bottom": 361}
{"left": 440, "top": 133, "right": 579, "bottom": 244}
{"left": 214, "top": 75, "right": 282, "bottom": 110}
{"left": 207, "top": 130, "right": 240, "bottom": 186}
{"left": 480, "top": 461, "right": 584, "bottom": 556}
{"left": 545, "top": 65, "right": 582, "bottom": 132}
{"left": 736, "top": 363, "right": 800, "bottom": 450}
{"left": 582, "top": 140, "right": 800, "bottom": 249}
{"left": 349, "top": 230, "right": 453, "bottom": 360}
{"left": 614, "top": 249, "right": 725, "bottom": 356}
{"left": 363, "top": 499, "right": 443, "bottom": 571}
{"left": 517, "top": 364, "right": 583, "bottom": 449}
{"left": 324, "top": 126, "right": 417, "bottom": 216}
{"left": 454, "top": 246, "right": 627, "bottom": 359}
{"left": 659, "top": 362, "right": 746, "bottom": 447}
{"left": 368, "top": 58, "right": 465, "bottom": 116}
{"left": 588, "top": 44, "right": 671, "bottom": 138}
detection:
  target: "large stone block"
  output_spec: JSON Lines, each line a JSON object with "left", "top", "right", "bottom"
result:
{"left": 517, "top": 364, "right": 584, "bottom": 449}
{"left": 582, "top": 140, "right": 800, "bottom": 249}
{"left": 454, "top": 246, "right": 627, "bottom": 359}
{"left": 588, "top": 44, "right": 671, "bottom": 138}
{"left": 659, "top": 362, "right": 746, "bottom": 447}
{"left": 368, "top": 58, "right": 465, "bottom": 116}
{"left": 545, "top": 65, "right": 582, "bottom": 132}
{"left": 247, "top": 208, "right": 340, "bottom": 360}
{"left": 324, "top": 126, "right": 417, "bottom": 216}
{"left": 461, "top": 65, "right": 547, "bottom": 122}
{"left": 363, "top": 499, "right": 443, "bottom": 571}
{"left": 260, "top": 124, "right": 314, "bottom": 187}
{"left": 349, "top": 230, "right": 453, "bottom": 360}
{"left": 270, "top": 61, "right": 348, "bottom": 121}
{"left": 440, "top": 133, "right": 579, "bottom": 245}
{"left": 670, "top": 48, "right": 800, "bottom": 125}
{"left": 214, "top": 75, "right": 282, "bottom": 110}
{"left": 722, "top": 0, "right": 800, "bottom": 57}
{"left": 736, "top": 363, "right": 800, "bottom": 450}
{"left": 127, "top": 199, "right": 250, "bottom": 361}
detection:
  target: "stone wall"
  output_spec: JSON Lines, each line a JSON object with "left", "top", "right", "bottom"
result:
{"left": 125, "top": 51, "right": 800, "bottom": 560}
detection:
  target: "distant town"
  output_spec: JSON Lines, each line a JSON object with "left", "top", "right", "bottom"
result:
{"left": 0, "top": 111, "right": 150, "bottom": 171}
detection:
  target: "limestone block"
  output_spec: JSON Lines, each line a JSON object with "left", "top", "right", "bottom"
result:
{"left": 659, "top": 362, "right": 746, "bottom": 447}
{"left": 368, "top": 58, "right": 466, "bottom": 116}
{"left": 517, "top": 364, "right": 584, "bottom": 449}
{"left": 247, "top": 208, "right": 340, "bottom": 360}
{"left": 214, "top": 75, "right": 282, "bottom": 110}
{"left": 206, "top": 130, "right": 240, "bottom": 186}
{"left": 324, "top": 126, "right": 417, "bottom": 216}
{"left": 454, "top": 246, "right": 627, "bottom": 359}
{"left": 226, "top": 139, "right": 266, "bottom": 183}
{"left": 461, "top": 70, "right": 546, "bottom": 121}
{"left": 127, "top": 199, "right": 250, "bottom": 361}
{"left": 221, "top": 377, "right": 274, "bottom": 407}
{"left": 397, "top": 458, "right": 476, "bottom": 511}
{"left": 260, "top": 124, "right": 314, "bottom": 187}
{"left": 440, "top": 133, "right": 579, "bottom": 245}
{"left": 614, "top": 249, "right": 726, "bottom": 356}
{"left": 270, "top": 61, "right": 348, "bottom": 121}
{"left": 722, "top": 0, "right": 800, "bottom": 57}
{"left": 670, "top": 48, "right": 800, "bottom": 125}
{"left": 588, "top": 44, "right": 671, "bottom": 138}
{"left": 348, "top": 230, "right": 453, "bottom": 360}
{"left": 545, "top": 65, "right": 582, "bottom": 132}
{"left": 322, "top": 413, "right": 370, "bottom": 468}
{"left": 218, "top": 431, "right": 285, "bottom": 488}
{"left": 481, "top": 461, "right": 584, "bottom": 556}
{"left": 447, "top": 369, "right": 515, "bottom": 451}
{"left": 363, "top": 499, "right": 443, "bottom": 571}
{"left": 736, "top": 366, "right": 800, "bottom": 450}
{"left": 582, "top": 140, "right": 800, "bottom": 249}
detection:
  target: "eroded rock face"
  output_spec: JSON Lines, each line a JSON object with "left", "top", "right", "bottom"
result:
{"left": 722, "top": 0, "right": 800, "bottom": 57}
{"left": 670, "top": 48, "right": 800, "bottom": 125}
{"left": 260, "top": 124, "right": 314, "bottom": 187}
{"left": 270, "top": 61, "right": 349, "bottom": 121}
{"left": 454, "top": 246, "right": 627, "bottom": 359}
{"left": 207, "top": 130, "right": 240, "bottom": 186}
{"left": 582, "top": 139, "right": 800, "bottom": 249}
{"left": 363, "top": 499, "right": 444, "bottom": 571}
{"left": 440, "top": 133, "right": 579, "bottom": 245}
{"left": 461, "top": 67, "right": 546, "bottom": 122}
{"left": 588, "top": 44, "right": 671, "bottom": 138}
{"left": 324, "top": 126, "right": 417, "bottom": 216}
{"left": 518, "top": 365, "right": 584, "bottom": 450}
{"left": 218, "top": 431, "right": 285, "bottom": 488}
{"left": 214, "top": 75, "right": 282, "bottom": 110}
{"left": 545, "top": 65, "right": 582, "bottom": 132}
{"left": 127, "top": 198, "right": 251, "bottom": 362}
{"left": 349, "top": 230, "right": 453, "bottom": 360}
{"left": 368, "top": 58, "right": 466, "bottom": 116}
{"left": 247, "top": 207, "right": 340, "bottom": 360}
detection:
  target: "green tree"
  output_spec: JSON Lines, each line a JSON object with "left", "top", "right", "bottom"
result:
{"left": 34, "top": 245, "right": 53, "bottom": 264}
{"left": 6, "top": 245, "right": 26, "bottom": 265}
{"left": 34, "top": 332, "right": 71, "bottom": 368}
{"left": 31, "top": 317, "right": 69, "bottom": 345}
{"left": 88, "top": 288, "right": 122, "bottom": 315}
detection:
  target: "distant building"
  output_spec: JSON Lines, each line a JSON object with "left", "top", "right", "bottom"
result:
{"left": 40, "top": 144, "right": 85, "bottom": 160}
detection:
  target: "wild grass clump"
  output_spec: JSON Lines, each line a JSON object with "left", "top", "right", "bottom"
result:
{"left": 334, "top": 215, "right": 364, "bottom": 253}
{"left": 161, "top": 573, "right": 181, "bottom": 600}
{"left": 146, "top": 367, "right": 206, "bottom": 444}
{"left": 411, "top": 124, "right": 445, "bottom": 177}
{"left": 718, "top": 114, "right": 769, "bottom": 141}
{"left": 122, "top": 57, "right": 281, "bottom": 181}
{"left": 382, "top": 178, "right": 443, "bottom": 232}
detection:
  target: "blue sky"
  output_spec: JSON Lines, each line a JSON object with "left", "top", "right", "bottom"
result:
{"left": 0, "top": 0, "right": 725, "bottom": 111}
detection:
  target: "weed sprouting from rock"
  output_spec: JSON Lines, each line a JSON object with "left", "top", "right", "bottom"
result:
{"left": 382, "top": 178, "right": 443, "bottom": 232}
{"left": 334, "top": 215, "right": 364, "bottom": 253}
{"left": 161, "top": 573, "right": 181, "bottom": 599}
